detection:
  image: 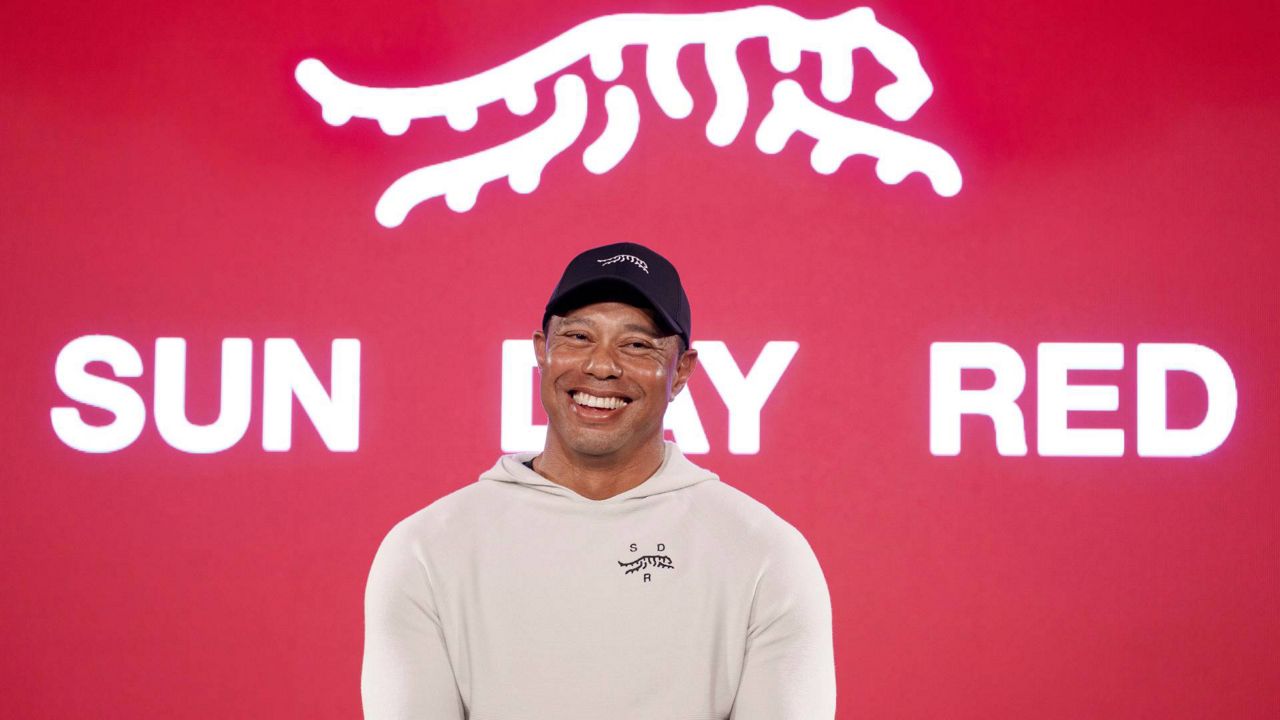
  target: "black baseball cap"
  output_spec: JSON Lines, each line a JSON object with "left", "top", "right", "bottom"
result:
{"left": 542, "top": 242, "right": 691, "bottom": 348}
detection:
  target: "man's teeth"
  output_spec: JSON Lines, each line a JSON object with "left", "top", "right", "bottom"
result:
{"left": 572, "top": 392, "right": 629, "bottom": 410}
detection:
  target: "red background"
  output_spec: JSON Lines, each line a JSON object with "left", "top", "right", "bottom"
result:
{"left": 3, "top": 0, "right": 1278, "bottom": 717}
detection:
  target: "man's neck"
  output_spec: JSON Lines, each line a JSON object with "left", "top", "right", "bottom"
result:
{"left": 533, "top": 436, "right": 666, "bottom": 501}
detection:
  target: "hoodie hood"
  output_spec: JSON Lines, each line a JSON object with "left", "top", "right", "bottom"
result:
{"left": 478, "top": 441, "right": 718, "bottom": 504}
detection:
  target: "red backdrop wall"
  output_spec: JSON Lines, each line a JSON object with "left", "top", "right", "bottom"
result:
{"left": 3, "top": 0, "right": 1277, "bottom": 717}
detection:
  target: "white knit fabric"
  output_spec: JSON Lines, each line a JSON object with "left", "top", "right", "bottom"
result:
{"left": 362, "top": 443, "right": 835, "bottom": 719}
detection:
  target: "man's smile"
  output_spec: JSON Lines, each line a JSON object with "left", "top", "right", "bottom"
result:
{"left": 569, "top": 390, "right": 633, "bottom": 418}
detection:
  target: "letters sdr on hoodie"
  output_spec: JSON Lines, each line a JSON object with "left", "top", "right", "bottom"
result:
{"left": 361, "top": 442, "right": 836, "bottom": 719}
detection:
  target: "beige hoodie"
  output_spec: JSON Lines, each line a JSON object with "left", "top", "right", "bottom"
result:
{"left": 361, "top": 442, "right": 835, "bottom": 719}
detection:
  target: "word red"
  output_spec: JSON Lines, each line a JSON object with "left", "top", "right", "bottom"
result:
{"left": 930, "top": 343, "right": 1236, "bottom": 457}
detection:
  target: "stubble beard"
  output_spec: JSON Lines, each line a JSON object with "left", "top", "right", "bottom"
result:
{"left": 545, "top": 396, "right": 663, "bottom": 463}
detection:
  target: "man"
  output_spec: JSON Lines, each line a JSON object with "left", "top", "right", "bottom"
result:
{"left": 362, "top": 242, "right": 835, "bottom": 719}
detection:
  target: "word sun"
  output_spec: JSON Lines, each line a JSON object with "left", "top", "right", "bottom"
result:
{"left": 51, "top": 336, "right": 361, "bottom": 454}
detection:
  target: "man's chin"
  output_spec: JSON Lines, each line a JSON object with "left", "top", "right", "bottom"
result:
{"left": 563, "top": 433, "right": 629, "bottom": 458}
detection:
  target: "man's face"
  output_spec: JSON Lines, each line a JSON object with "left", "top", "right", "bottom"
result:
{"left": 534, "top": 301, "right": 697, "bottom": 460}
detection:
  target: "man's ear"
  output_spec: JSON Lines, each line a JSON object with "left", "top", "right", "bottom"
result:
{"left": 533, "top": 329, "right": 548, "bottom": 371}
{"left": 669, "top": 346, "right": 698, "bottom": 400}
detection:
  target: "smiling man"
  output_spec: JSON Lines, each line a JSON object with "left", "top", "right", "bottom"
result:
{"left": 361, "top": 242, "right": 835, "bottom": 720}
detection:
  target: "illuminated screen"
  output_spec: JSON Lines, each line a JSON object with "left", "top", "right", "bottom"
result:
{"left": 3, "top": 0, "right": 1276, "bottom": 717}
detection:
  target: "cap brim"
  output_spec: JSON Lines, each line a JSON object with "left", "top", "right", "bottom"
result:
{"left": 543, "top": 277, "right": 685, "bottom": 344}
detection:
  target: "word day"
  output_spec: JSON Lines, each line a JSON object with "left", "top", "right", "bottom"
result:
{"left": 501, "top": 339, "right": 799, "bottom": 454}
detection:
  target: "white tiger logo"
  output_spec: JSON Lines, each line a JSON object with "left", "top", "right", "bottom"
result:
{"left": 295, "top": 5, "right": 962, "bottom": 228}
{"left": 596, "top": 254, "right": 650, "bottom": 273}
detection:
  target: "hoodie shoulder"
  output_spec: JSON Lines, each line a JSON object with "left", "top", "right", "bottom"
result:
{"left": 384, "top": 479, "right": 511, "bottom": 546}
{"left": 690, "top": 478, "right": 815, "bottom": 550}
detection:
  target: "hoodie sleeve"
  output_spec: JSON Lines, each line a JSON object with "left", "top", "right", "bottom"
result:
{"left": 730, "top": 524, "right": 836, "bottom": 720}
{"left": 361, "top": 522, "right": 466, "bottom": 720}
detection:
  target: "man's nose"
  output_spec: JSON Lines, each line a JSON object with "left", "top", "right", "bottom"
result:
{"left": 582, "top": 342, "right": 622, "bottom": 379}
